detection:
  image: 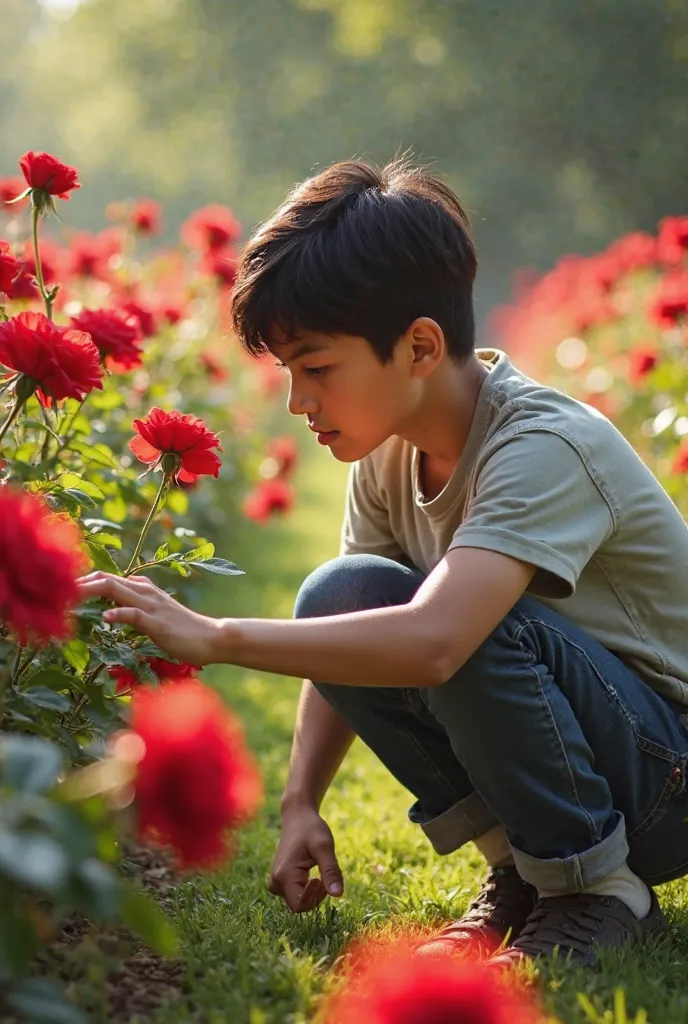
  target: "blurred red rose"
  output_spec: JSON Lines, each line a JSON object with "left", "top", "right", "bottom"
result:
{"left": 243, "top": 478, "right": 294, "bottom": 522}
{"left": 70, "top": 307, "right": 144, "bottom": 372}
{"left": 19, "top": 151, "right": 80, "bottom": 200}
{"left": 649, "top": 270, "right": 688, "bottom": 328}
{"left": 129, "top": 406, "right": 223, "bottom": 483}
{"left": 109, "top": 657, "right": 201, "bottom": 694}
{"left": 321, "top": 940, "right": 541, "bottom": 1024}
{"left": 628, "top": 345, "right": 658, "bottom": 384}
{"left": 68, "top": 228, "right": 121, "bottom": 281}
{"left": 7, "top": 263, "right": 39, "bottom": 300}
{"left": 657, "top": 217, "right": 688, "bottom": 267}
{"left": 120, "top": 298, "right": 157, "bottom": 339}
{"left": 129, "top": 679, "right": 262, "bottom": 868}
{"left": 608, "top": 231, "right": 657, "bottom": 274}
{"left": 22, "top": 237, "right": 64, "bottom": 286}
{"left": 0, "top": 241, "right": 22, "bottom": 298}
{"left": 0, "top": 177, "right": 28, "bottom": 210}
{"left": 130, "top": 198, "right": 162, "bottom": 236}
{"left": 182, "top": 205, "right": 241, "bottom": 252}
{"left": 672, "top": 440, "right": 688, "bottom": 475}
{"left": 267, "top": 435, "right": 298, "bottom": 478}
{"left": 200, "top": 246, "right": 238, "bottom": 287}
{"left": 0, "top": 311, "right": 103, "bottom": 406}
{"left": 200, "top": 351, "right": 229, "bottom": 383}
{"left": 0, "top": 487, "right": 88, "bottom": 645}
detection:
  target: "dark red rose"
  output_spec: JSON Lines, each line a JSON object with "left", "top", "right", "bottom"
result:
{"left": 182, "top": 205, "right": 241, "bottom": 252}
{"left": 129, "top": 407, "right": 223, "bottom": 484}
{"left": 19, "top": 151, "right": 80, "bottom": 200}
{"left": 120, "top": 298, "right": 157, "bottom": 339}
{"left": 0, "top": 242, "right": 22, "bottom": 298}
{"left": 242, "top": 478, "right": 294, "bottom": 522}
{"left": 130, "top": 198, "right": 162, "bottom": 236}
{"left": 70, "top": 307, "right": 144, "bottom": 372}
{"left": 628, "top": 345, "right": 658, "bottom": 384}
{"left": 649, "top": 270, "right": 688, "bottom": 328}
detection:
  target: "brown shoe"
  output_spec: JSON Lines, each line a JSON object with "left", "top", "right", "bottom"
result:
{"left": 490, "top": 889, "right": 668, "bottom": 968}
{"left": 415, "top": 865, "right": 538, "bottom": 959}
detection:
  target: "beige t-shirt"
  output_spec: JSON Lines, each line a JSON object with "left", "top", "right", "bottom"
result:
{"left": 340, "top": 349, "right": 688, "bottom": 705}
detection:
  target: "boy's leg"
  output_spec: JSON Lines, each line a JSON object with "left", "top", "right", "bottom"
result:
{"left": 423, "top": 594, "right": 688, "bottom": 964}
{"left": 294, "top": 554, "right": 537, "bottom": 951}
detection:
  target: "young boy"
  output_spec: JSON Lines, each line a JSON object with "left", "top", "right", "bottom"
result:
{"left": 80, "top": 158, "right": 688, "bottom": 966}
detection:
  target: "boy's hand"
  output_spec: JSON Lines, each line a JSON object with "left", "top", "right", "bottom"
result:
{"left": 76, "top": 571, "right": 223, "bottom": 667}
{"left": 268, "top": 805, "right": 344, "bottom": 912}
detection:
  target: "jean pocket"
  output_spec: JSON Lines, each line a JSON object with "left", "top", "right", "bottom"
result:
{"left": 627, "top": 738, "right": 687, "bottom": 842}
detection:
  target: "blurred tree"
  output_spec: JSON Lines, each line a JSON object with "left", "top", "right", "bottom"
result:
{"left": 2, "top": 0, "right": 687, "bottom": 324}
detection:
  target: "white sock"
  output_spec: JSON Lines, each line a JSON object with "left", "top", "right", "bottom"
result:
{"left": 474, "top": 824, "right": 514, "bottom": 868}
{"left": 539, "top": 861, "right": 652, "bottom": 920}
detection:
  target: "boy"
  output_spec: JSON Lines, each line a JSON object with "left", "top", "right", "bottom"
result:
{"left": 80, "top": 158, "right": 688, "bottom": 966}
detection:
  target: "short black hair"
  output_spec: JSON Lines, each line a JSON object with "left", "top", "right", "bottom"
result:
{"left": 231, "top": 156, "right": 478, "bottom": 363}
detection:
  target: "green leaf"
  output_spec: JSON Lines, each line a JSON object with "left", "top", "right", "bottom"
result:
{"left": 91, "top": 642, "right": 138, "bottom": 670}
{"left": 6, "top": 977, "right": 87, "bottom": 1024}
{"left": 63, "top": 487, "right": 96, "bottom": 509}
{"left": 0, "top": 830, "right": 70, "bottom": 890}
{"left": 182, "top": 541, "right": 215, "bottom": 562}
{"left": 57, "top": 473, "right": 106, "bottom": 501}
{"left": 121, "top": 887, "right": 179, "bottom": 956}
{"left": 89, "top": 389, "right": 124, "bottom": 410}
{"left": 68, "top": 439, "right": 118, "bottom": 469}
{"left": 0, "top": 735, "right": 63, "bottom": 793}
{"left": 61, "top": 639, "right": 90, "bottom": 674}
{"left": 25, "top": 667, "right": 78, "bottom": 690}
{"left": 22, "top": 418, "right": 63, "bottom": 443}
{"left": 85, "top": 540, "right": 123, "bottom": 574}
{"left": 89, "top": 531, "right": 122, "bottom": 550}
{"left": 48, "top": 490, "right": 82, "bottom": 515}
{"left": 154, "top": 542, "right": 169, "bottom": 560}
{"left": 83, "top": 517, "right": 123, "bottom": 533}
{"left": 0, "top": 905, "right": 40, "bottom": 976}
{"left": 72, "top": 858, "right": 121, "bottom": 921}
{"left": 168, "top": 560, "right": 192, "bottom": 576}
{"left": 102, "top": 493, "right": 128, "bottom": 522}
{"left": 191, "top": 557, "right": 244, "bottom": 576}
{"left": 133, "top": 640, "right": 169, "bottom": 659}
{"left": 22, "top": 687, "right": 72, "bottom": 712}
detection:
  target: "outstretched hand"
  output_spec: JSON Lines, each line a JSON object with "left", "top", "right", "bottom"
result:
{"left": 77, "top": 571, "right": 224, "bottom": 666}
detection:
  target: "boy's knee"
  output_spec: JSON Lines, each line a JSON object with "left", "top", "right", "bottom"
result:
{"left": 294, "top": 554, "right": 421, "bottom": 619}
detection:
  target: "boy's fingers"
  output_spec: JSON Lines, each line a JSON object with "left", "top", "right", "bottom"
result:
{"left": 298, "top": 877, "right": 327, "bottom": 912}
{"left": 314, "top": 846, "right": 344, "bottom": 897}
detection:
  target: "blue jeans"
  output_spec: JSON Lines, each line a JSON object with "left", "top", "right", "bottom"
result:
{"left": 294, "top": 554, "right": 688, "bottom": 893}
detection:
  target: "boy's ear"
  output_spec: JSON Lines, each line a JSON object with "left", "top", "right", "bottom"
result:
{"left": 406, "top": 317, "right": 446, "bottom": 377}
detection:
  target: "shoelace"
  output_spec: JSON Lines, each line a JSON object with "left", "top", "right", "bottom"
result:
{"left": 516, "top": 897, "right": 624, "bottom": 957}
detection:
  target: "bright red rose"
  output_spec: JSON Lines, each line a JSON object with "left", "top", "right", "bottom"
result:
{"left": 200, "top": 246, "right": 238, "bottom": 287}
{"left": 0, "top": 311, "right": 103, "bottom": 406}
{"left": 129, "top": 198, "right": 162, "bottom": 236}
{"left": 242, "top": 478, "right": 294, "bottom": 522}
{"left": 7, "top": 263, "right": 39, "bottom": 301}
{"left": 0, "top": 488, "right": 88, "bottom": 645}
{"left": 120, "top": 298, "right": 157, "bottom": 339}
{"left": 628, "top": 345, "right": 658, "bottom": 384}
{"left": 68, "top": 228, "right": 121, "bottom": 280}
{"left": 129, "top": 407, "right": 223, "bottom": 484}
{"left": 267, "top": 435, "right": 298, "bottom": 478}
{"left": 672, "top": 441, "right": 688, "bottom": 475}
{"left": 321, "top": 941, "right": 541, "bottom": 1024}
{"left": 19, "top": 151, "right": 80, "bottom": 200}
{"left": 109, "top": 666, "right": 138, "bottom": 694}
{"left": 656, "top": 216, "right": 688, "bottom": 267}
{"left": 70, "top": 307, "right": 144, "bottom": 372}
{"left": 129, "top": 679, "right": 262, "bottom": 868}
{"left": 649, "top": 270, "right": 688, "bottom": 328}
{"left": 0, "top": 242, "right": 22, "bottom": 298}
{"left": 182, "top": 205, "right": 241, "bottom": 252}
{"left": 109, "top": 657, "right": 201, "bottom": 694}
{"left": 0, "top": 176, "right": 28, "bottom": 209}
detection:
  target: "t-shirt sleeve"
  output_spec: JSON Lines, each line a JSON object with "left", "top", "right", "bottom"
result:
{"left": 339, "top": 459, "right": 407, "bottom": 562}
{"left": 448, "top": 430, "right": 616, "bottom": 598}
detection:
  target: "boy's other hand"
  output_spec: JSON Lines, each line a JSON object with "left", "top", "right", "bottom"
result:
{"left": 268, "top": 806, "right": 344, "bottom": 913}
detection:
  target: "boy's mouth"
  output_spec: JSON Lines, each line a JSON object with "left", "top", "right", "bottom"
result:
{"left": 313, "top": 429, "right": 340, "bottom": 446}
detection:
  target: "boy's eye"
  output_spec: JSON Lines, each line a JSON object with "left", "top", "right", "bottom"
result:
{"left": 304, "top": 366, "right": 329, "bottom": 378}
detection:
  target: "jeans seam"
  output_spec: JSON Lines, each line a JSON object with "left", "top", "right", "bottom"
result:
{"left": 397, "top": 720, "right": 464, "bottom": 801}
{"left": 627, "top": 756, "right": 687, "bottom": 841}
{"left": 514, "top": 626, "right": 602, "bottom": 845}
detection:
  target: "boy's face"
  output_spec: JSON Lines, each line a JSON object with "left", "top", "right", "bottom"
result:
{"left": 272, "top": 328, "right": 420, "bottom": 462}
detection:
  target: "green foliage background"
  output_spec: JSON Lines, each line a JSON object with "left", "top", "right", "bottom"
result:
{"left": 2, "top": 0, "right": 687, "bottom": 324}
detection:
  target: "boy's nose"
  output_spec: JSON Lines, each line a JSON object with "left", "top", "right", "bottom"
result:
{"left": 287, "top": 383, "right": 318, "bottom": 418}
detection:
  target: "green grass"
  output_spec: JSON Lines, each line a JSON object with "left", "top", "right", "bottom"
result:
{"left": 153, "top": 445, "right": 688, "bottom": 1024}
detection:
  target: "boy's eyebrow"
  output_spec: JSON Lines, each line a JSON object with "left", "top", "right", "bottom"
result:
{"left": 280, "top": 342, "right": 329, "bottom": 364}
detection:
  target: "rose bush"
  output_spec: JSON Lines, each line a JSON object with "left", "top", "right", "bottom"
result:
{"left": 0, "top": 150, "right": 295, "bottom": 1020}
{"left": 492, "top": 216, "right": 688, "bottom": 514}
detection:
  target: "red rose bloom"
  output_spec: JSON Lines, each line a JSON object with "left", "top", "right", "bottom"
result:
{"left": 129, "top": 198, "right": 162, "bottom": 236}
{"left": 0, "top": 488, "right": 87, "bottom": 645}
{"left": 22, "top": 238, "right": 64, "bottom": 286}
{"left": 0, "top": 241, "right": 22, "bottom": 298}
{"left": 628, "top": 345, "right": 658, "bottom": 384}
{"left": 130, "top": 679, "right": 262, "bottom": 868}
{"left": 0, "top": 311, "right": 103, "bottom": 406}
{"left": 109, "top": 657, "right": 201, "bottom": 694}
{"left": 68, "top": 228, "right": 121, "bottom": 280}
{"left": 70, "top": 307, "right": 144, "bottom": 372}
{"left": 322, "top": 942, "right": 541, "bottom": 1024}
{"left": 242, "top": 478, "right": 294, "bottom": 523}
{"left": 672, "top": 441, "right": 688, "bottom": 475}
{"left": 7, "top": 263, "right": 39, "bottom": 301}
{"left": 120, "top": 298, "right": 157, "bottom": 339}
{"left": 649, "top": 270, "right": 688, "bottom": 328}
{"left": 656, "top": 216, "right": 688, "bottom": 267}
{"left": 182, "top": 205, "right": 241, "bottom": 252}
{"left": 19, "top": 151, "right": 80, "bottom": 200}
{"left": 0, "top": 176, "right": 28, "bottom": 209}
{"left": 200, "top": 351, "right": 229, "bottom": 383}
{"left": 129, "top": 407, "right": 223, "bottom": 484}
{"left": 267, "top": 435, "right": 298, "bottom": 478}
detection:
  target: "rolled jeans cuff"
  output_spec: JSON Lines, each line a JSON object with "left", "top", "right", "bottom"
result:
{"left": 510, "top": 812, "right": 630, "bottom": 893}
{"left": 409, "top": 791, "right": 499, "bottom": 855}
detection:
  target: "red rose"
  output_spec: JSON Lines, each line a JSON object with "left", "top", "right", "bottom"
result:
{"left": 68, "top": 228, "right": 121, "bottom": 280}
{"left": 6, "top": 263, "right": 39, "bottom": 301}
{"left": 656, "top": 216, "right": 688, "bottom": 267}
{"left": 0, "top": 177, "right": 29, "bottom": 210}
{"left": 267, "top": 435, "right": 298, "bottom": 478}
{"left": 0, "top": 487, "right": 88, "bottom": 645}
{"left": 321, "top": 940, "right": 541, "bottom": 1024}
{"left": 242, "top": 478, "right": 294, "bottom": 523}
{"left": 129, "top": 198, "right": 162, "bottom": 236}
{"left": 109, "top": 657, "right": 201, "bottom": 694}
{"left": 649, "top": 270, "right": 688, "bottom": 328}
{"left": 129, "top": 407, "right": 223, "bottom": 484}
{"left": 628, "top": 345, "right": 658, "bottom": 384}
{"left": 182, "top": 205, "right": 241, "bottom": 252}
{"left": 120, "top": 298, "right": 157, "bottom": 339}
{"left": 200, "top": 246, "right": 238, "bottom": 288}
{"left": 0, "top": 311, "right": 103, "bottom": 406}
{"left": 200, "top": 351, "right": 230, "bottom": 383}
{"left": 129, "top": 679, "right": 262, "bottom": 868}
{"left": 672, "top": 441, "right": 688, "bottom": 475}
{"left": 19, "top": 150, "right": 80, "bottom": 200}
{"left": 70, "top": 307, "right": 144, "bottom": 372}
{"left": 0, "top": 241, "right": 22, "bottom": 298}
{"left": 22, "top": 238, "right": 63, "bottom": 286}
